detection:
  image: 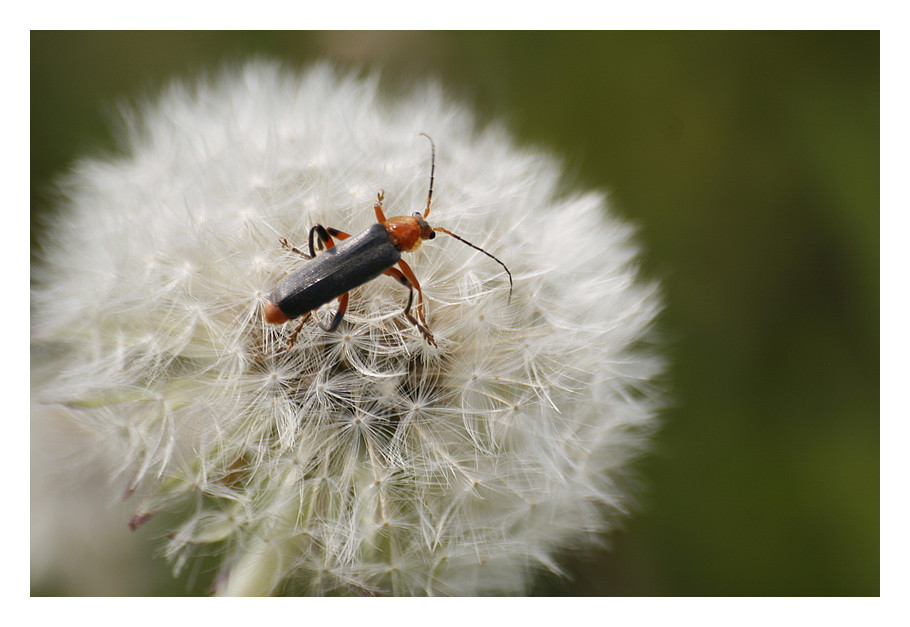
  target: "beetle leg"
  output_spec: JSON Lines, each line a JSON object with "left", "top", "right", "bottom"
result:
{"left": 307, "top": 225, "right": 351, "bottom": 256}
{"left": 373, "top": 190, "right": 387, "bottom": 222}
{"left": 284, "top": 311, "right": 312, "bottom": 351}
{"left": 326, "top": 227, "right": 351, "bottom": 241}
{"left": 279, "top": 236, "right": 312, "bottom": 259}
{"left": 384, "top": 264, "right": 436, "bottom": 346}
{"left": 315, "top": 292, "right": 349, "bottom": 333}
{"left": 395, "top": 259, "right": 431, "bottom": 332}
{"left": 308, "top": 225, "right": 331, "bottom": 256}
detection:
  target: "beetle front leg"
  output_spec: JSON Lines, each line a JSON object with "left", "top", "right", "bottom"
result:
{"left": 395, "top": 259, "right": 432, "bottom": 334}
{"left": 374, "top": 190, "right": 387, "bottom": 222}
{"left": 384, "top": 265, "right": 436, "bottom": 347}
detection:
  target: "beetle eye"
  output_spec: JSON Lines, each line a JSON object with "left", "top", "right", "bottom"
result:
{"left": 413, "top": 212, "right": 422, "bottom": 218}
{"left": 429, "top": 231, "right": 436, "bottom": 239}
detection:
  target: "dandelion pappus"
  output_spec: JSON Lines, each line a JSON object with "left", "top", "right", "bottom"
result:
{"left": 264, "top": 134, "right": 513, "bottom": 349}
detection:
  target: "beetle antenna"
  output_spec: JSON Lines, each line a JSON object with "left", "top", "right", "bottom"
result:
{"left": 433, "top": 227, "right": 513, "bottom": 302}
{"left": 419, "top": 132, "right": 435, "bottom": 218}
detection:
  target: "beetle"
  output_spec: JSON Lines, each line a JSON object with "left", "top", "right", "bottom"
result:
{"left": 264, "top": 134, "right": 512, "bottom": 349}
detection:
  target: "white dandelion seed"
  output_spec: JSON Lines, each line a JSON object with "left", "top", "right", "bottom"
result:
{"left": 31, "top": 61, "right": 664, "bottom": 596}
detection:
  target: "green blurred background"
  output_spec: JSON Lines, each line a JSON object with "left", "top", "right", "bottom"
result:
{"left": 30, "top": 31, "right": 879, "bottom": 596}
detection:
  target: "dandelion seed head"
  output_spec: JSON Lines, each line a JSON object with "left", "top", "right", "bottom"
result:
{"left": 32, "top": 61, "right": 663, "bottom": 595}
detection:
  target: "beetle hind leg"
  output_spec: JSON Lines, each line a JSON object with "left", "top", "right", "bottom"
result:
{"left": 315, "top": 293, "right": 349, "bottom": 333}
{"left": 284, "top": 312, "right": 312, "bottom": 351}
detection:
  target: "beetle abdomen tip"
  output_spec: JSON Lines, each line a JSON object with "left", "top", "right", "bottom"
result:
{"left": 264, "top": 301, "right": 289, "bottom": 325}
